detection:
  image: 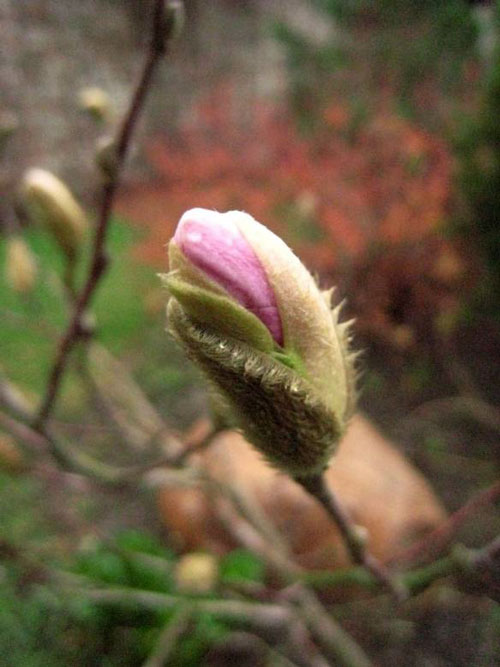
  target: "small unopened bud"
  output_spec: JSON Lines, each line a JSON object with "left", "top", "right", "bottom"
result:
{"left": 174, "top": 552, "right": 218, "bottom": 594}
{"left": 21, "top": 169, "right": 88, "bottom": 261}
{"left": 163, "top": 209, "right": 359, "bottom": 478}
{"left": 78, "top": 86, "right": 113, "bottom": 123}
{"left": 5, "top": 237, "right": 37, "bottom": 293}
{"left": 164, "top": 0, "right": 185, "bottom": 42}
{"left": 95, "top": 136, "right": 118, "bottom": 180}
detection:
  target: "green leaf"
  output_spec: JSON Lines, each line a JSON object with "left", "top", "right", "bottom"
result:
{"left": 220, "top": 549, "right": 265, "bottom": 584}
{"left": 115, "top": 530, "right": 174, "bottom": 558}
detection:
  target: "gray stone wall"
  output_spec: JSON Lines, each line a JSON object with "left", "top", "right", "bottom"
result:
{"left": 1, "top": 0, "right": 330, "bottom": 205}
{"left": 1, "top": 1, "right": 138, "bottom": 193}
{"left": 0, "top": 3, "right": 253, "bottom": 200}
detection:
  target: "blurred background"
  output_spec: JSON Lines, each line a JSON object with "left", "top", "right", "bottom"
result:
{"left": 1, "top": 1, "right": 499, "bottom": 665}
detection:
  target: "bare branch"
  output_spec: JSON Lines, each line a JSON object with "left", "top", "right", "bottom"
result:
{"left": 391, "top": 480, "right": 500, "bottom": 568}
{"left": 142, "top": 604, "right": 193, "bottom": 667}
{"left": 289, "top": 585, "right": 374, "bottom": 667}
{"left": 34, "top": 0, "right": 171, "bottom": 428}
{"left": 0, "top": 410, "right": 47, "bottom": 455}
{"left": 301, "top": 535, "right": 500, "bottom": 600}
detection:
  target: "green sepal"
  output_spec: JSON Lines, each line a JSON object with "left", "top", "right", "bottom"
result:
{"left": 165, "top": 274, "right": 275, "bottom": 353}
{"left": 164, "top": 243, "right": 276, "bottom": 353}
{"left": 271, "top": 349, "right": 307, "bottom": 377}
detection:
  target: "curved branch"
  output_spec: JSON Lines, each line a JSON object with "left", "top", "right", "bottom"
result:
{"left": 34, "top": 0, "right": 170, "bottom": 428}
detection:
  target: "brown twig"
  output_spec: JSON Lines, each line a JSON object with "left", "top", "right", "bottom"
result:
{"left": 80, "top": 587, "right": 294, "bottom": 634}
{"left": 214, "top": 491, "right": 302, "bottom": 577}
{"left": 302, "top": 535, "right": 500, "bottom": 600}
{"left": 33, "top": 0, "right": 169, "bottom": 428}
{"left": 142, "top": 604, "right": 193, "bottom": 667}
{"left": 202, "top": 477, "right": 375, "bottom": 665}
{"left": 1, "top": 408, "right": 174, "bottom": 485}
{"left": 296, "top": 474, "right": 407, "bottom": 601}
{"left": 288, "top": 585, "right": 374, "bottom": 667}
{"left": 0, "top": 374, "right": 35, "bottom": 421}
{"left": 169, "top": 425, "right": 224, "bottom": 465}
{"left": 406, "top": 395, "right": 500, "bottom": 434}
{"left": 210, "top": 631, "right": 308, "bottom": 667}
{"left": 391, "top": 480, "right": 500, "bottom": 568}
{"left": 472, "top": 534, "right": 500, "bottom": 568}
{"left": 0, "top": 410, "right": 47, "bottom": 455}
{"left": 188, "top": 471, "right": 373, "bottom": 665}
{"left": 72, "top": 584, "right": 369, "bottom": 667}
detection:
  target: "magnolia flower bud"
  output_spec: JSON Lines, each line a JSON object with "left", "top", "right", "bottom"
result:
{"left": 163, "top": 209, "right": 358, "bottom": 478}
{"left": 5, "top": 237, "right": 37, "bottom": 293}
{"left": 21, "top": 168, "right": 88, "bottom": 261}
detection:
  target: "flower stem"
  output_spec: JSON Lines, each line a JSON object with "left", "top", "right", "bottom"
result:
{"left": 296, "top": 473, "right": 408, "bottom": 601}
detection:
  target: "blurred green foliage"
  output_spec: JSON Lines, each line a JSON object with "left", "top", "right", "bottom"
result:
{"left": 0, "top": 215, "right": 200, "bottom": 424}
{"left": 454, "top": 1, "right": 500, "bottom": 316}
{"left": 0, "top": 528, "right": 266, "bottom": 666}
{"left": 273, "top": 0, "right": 477, "bottom": 130}
{"left": 219, "top": 549, "right": 265, "bottom": 584}
{"left": 0, "top": 218, "right": 151, "bottom": 392}
{"left": 274, "top": 0, "right": 500, "bottom": 316}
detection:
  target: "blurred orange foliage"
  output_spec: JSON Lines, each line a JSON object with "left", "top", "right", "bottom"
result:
{"left": 119, "top": 85, "right": 449, "bottom": 264}
{"left": 118, "top": 84, "right": 469, "bottom": 344}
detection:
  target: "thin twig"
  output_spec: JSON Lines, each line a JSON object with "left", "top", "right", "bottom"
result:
{"left": 301, "top": 535, "right": 500, "bottom": 598}
{"left": 142, "top": 604, "right": 192, "bottom": 667}
{"left": 214, "top": 491, "right": 302, "bottom": 577}
{"left": 211, "top": 631, "right": 303, "bottom": 667}
{"left": 202, "top": 476, "right": 374, "bottom": 665}
{"left": 296, "top": 474, "right": 407, "bottom": 601}
{"left": 288, "top": 585, "right": 374, "bottom": 667}
{"left": 200, "top": 467, "right": 293, "bottom": 558}
{"left": 0, "top": 376, "right": 34, "bottom": 422}
{"left": 72, "top": 584, "right": 369, "bottom": 666}
{"left": 0, "top": 408, "right": 180, "bottom": 485}
{"left": 406, "top": 395, "right": 500, "bottom": 434}
{"left": 0, "top": 410, "right": 47, "bottom": 455}
{"left": 34, "top": 0, "right": 169, "bottom": 428}
{"left": 170, "top": 425, "right": 224, "bottom": 465}
{"left": 79, "top": 587, "right": 294, "bottom": 634}
{"left": 391, "top": 480, "right": 500, "bottom": 568}
{"left": 472, "top": 534, "right": 500, "bottom": 568}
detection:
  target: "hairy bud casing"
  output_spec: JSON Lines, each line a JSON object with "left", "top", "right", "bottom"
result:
{"left": 163, "top": 209, "right": 358, "bottom": 477}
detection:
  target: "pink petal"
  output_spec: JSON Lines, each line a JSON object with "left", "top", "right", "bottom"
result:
{"left": 174, "top": 208, "right": 283, "bottom": 345}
